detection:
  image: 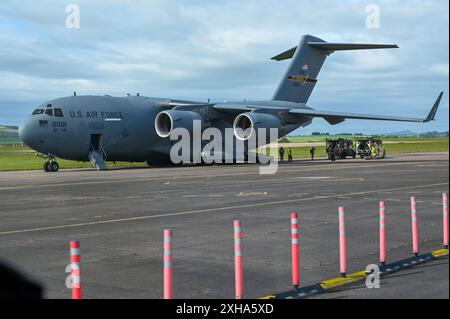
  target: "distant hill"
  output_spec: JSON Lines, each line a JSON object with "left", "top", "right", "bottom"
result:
{"left": 380, "top": 130, "right": 418, "bottom": 137}
{"left": 0, "top": 125, "right": 20, "bottom": 144}
{"left": 419, "top": 131, "right": 449, "bottom": 137}
{"left": 381, "top": 130, "right": 449, "bottom": 137}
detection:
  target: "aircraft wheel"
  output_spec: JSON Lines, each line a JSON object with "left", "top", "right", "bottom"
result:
{"left": 50, "top": 162, "right": 59, "bottom": 172}
{"left": 43, "top": 161, "right": 50, "bottom": 172}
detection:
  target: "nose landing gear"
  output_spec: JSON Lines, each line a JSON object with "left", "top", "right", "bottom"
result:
{"left": 36, "top": 153, "right": 60, "bottom": 172}
{"left": 43, "top": 161, "right": 59, "bottom": 172}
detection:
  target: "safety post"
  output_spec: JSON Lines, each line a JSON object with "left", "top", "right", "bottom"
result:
{"left": 70, "top": 240, "right": 82, "bottom": 299}
{"left": 164, "top": 229, "right": 173, "bottom": 299}
{"left": 443, "top": 193, "right": 449, "bottom": 249}
{"left": 291, "top": 213, "right": 300, "bottom": 289}
{"left": 234, "top": 220, "right": 243, "bottom": 299}
{"left": 338, "top": 207, "right": 347, "bottom": 277}
{"left": 410, "top": 197, "right": 419, "bottom": 256}
{"left": 379, "top": 201, "right": 386, "bottom": 266}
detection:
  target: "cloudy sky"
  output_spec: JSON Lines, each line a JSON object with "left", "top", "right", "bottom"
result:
{"left": 0, "top": 0, "right": 448, "bottom": 134}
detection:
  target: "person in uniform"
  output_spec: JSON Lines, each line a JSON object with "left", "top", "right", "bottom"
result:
{"left": 279, "top": 147, "right": 285, "bottom": 161}
{"left": 288, "top": 148, "right": 293, "bottom": 162}
{"left": 310, "top": 146, "right": 316, "bottom": 161}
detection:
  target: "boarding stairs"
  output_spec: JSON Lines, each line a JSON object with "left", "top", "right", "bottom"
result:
{"left": 88, "top": 144, "right": 108, "bottom": 171}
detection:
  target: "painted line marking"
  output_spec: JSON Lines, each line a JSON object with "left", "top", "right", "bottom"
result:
{"left": 0, "top": 161, "right": 443, "bottom": 191}
{"left": 432, "top": 249, "right": 449, "bottom": 257}
{"left": 259, "top": 295, "right": 275, "bottom": 299}
{"left": 237, "top": 192, "right": 268, "bottom": 197}
{"left": 0, "top": 182, "right": 447, "bottom": 236}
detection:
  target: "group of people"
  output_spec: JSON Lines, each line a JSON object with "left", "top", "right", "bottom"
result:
{"left": 369, "top": 143, "right": 386, "bottom": 159}
{"left": 278, "top": 146, "right": 316, "bottom": 162}
{"left": 357, "top": 140, "right": 386, "bottom": 159}
{"left": 278, "top": 146, "right": 293, "bottom": 162}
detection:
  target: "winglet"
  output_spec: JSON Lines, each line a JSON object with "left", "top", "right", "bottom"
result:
{"left": 423, "top": 92, "right": 443, "bottom": 122}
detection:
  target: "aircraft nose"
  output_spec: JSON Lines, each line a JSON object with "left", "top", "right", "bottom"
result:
{"left": 18, "top": 117, "right": 37, "bottom": 148}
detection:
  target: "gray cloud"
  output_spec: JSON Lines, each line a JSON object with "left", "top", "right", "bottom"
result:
{"left": 0, "top": 0, "right": 448, "bottom": 134}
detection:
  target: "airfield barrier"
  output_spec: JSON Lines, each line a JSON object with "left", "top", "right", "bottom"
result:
{"left": 163, "top": 229, "right": 173, "bottom": 299}
{"left": 443, "top": 193, "right": 448, "bottom": 249}
{"left": 379, "top": 201, "right": 387, "bottom": 265}
{"left": 410, "top": 197, "right": 420, "bottom": 256}
{"left": 290, "top": 213, "right": 300, "bottom": 288}
{"left": 234, "top": 220, "right": 244, "bottom": 299}
{"left": 338, "top": 207, "right": 347, "bottom": 277}
{"left": 70, "top": 240, "right": 82, "bottom": 300}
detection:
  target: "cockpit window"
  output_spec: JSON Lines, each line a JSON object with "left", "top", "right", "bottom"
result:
{"left": 45, "top": 108, "right": 53, "bottom": 116}
{"left": 54, "top": 108, "right": 64, "bottom": 117}
{"left": 32, "top": 109, "right": 44, "bottom": 115}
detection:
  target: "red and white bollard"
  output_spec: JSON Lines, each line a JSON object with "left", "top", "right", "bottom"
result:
{"left": 443, "top": 193, "right": 449, "bottom": 249}
{"left": 379, "top": 201, "right": 387, "bottom": 266}
{"left": 234, "top": 220, "right": 243, "bottom": 299}
{"left": 70, "top": 240, "right": 82, "bottom": 299}
{"left": 338, "top": 207, "right": 347, "bottom": 277}
{"left": 163, "top": 229, "right": 173, "bottom": 299}
{"left": 291, "top": 213, "right": 300, "bottom": 289}
{"left": 410, "top": 197, "right": 419, "bottom": 256}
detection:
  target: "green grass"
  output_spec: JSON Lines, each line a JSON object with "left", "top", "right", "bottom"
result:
{"left": 383, "top": 141, "right": 449, "bottom": 154}
{"left": 0, "top": 146, "right": 146, "bottom": 171}
{"left": 0, "top": 145, "right": 30, "bottom": 151}
{"left": 0, "top": 153, "right": 88, "bottom": 171}
{"left": 0, "top": 139, "right": 447, "bottom": 171}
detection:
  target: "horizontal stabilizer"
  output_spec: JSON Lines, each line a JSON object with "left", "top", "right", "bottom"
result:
{"left": 271, "top": 42, "right": 398, "bottom": 61}
{"left": 308, "top": 42, "right": 399, "bottom": 51}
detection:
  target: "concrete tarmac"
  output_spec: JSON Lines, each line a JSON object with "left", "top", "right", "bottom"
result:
{"left": 0, "top": 152, "right": 448, "bottom": 299}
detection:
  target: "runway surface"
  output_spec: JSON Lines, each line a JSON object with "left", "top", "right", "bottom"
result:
{"left": 0, "top": 152, "right": 448, "bottom": 299}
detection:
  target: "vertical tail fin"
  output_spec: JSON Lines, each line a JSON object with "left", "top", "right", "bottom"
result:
{"left": 271, "top": 35, "right": 398, "bottom": 104}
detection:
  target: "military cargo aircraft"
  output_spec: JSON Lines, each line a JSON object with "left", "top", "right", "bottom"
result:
{"left": 19, "top": 35, "right": 443, "bottom": 172}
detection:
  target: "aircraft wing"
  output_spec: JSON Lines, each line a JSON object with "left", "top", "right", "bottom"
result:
{"left": 290, "top": 92, "right": 443, "bottom": 124}
{"left": 213, "top": 92, "right": 443, "bottom": 124}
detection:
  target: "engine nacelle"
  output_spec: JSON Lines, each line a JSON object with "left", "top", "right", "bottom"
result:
{"left": 233, "top": 112, "right": 282, "bottom": 142}
{"left": 155, "top": 110, "right": 203, "bottom": 138}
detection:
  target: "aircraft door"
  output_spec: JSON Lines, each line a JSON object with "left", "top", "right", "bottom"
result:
{"left": 90, "top": 134, "right": 101, "bottom": 151}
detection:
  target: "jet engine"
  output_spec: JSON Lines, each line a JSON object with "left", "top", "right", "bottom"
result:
{"left": 155, "top": 110, "right": 203, "bottom": 138}
{"left": 233, "top": 112, "right": 282, "bottom": 142}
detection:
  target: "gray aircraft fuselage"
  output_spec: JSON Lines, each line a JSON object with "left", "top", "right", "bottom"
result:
{"left": 19, "top": 95, "right": 304, "bottom": 164}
